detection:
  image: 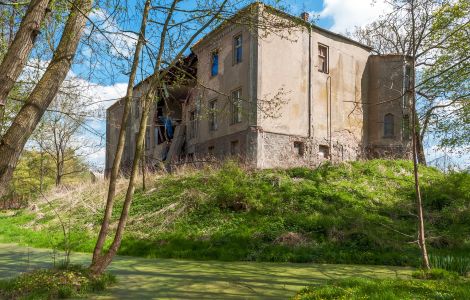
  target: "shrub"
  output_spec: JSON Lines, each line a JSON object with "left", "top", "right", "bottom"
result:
{"left": 0, "top": 265, "right": 116, "bottom": 299}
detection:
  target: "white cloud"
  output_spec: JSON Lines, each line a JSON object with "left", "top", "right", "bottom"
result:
{"left": 88, "top": 9, "right": 138, "bottom": 58}
{"left": 316, "top": 0, "right": 391, "bottom": 33}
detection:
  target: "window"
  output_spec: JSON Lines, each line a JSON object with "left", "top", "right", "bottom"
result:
{"left": 294, "top": 142, "right": 305, "bottom": 157}
{"left": 319, "top": 145, "right": 330, "bottom": 159}
{"left": 230, "top": 140, "right": 239, "bottom": 156}
{"left": 231, "top": 89, "right": 242, "bottom": 124}
{"left": 404, "top": 65, "right": 411, "bottom": 91}
{"left": 211, "top": 50, "right": 219, "bottom": 77}
{"left": 384, "top": 113, "right": 395, "bottom": 138}
{"left": 208, "top": 146, "right": 215, "bottom": 155}
{"left": 145, "top": 128, "right": 150, "bottom": 150}
{"left": 403, "top": 65, "right": 411, "bottom": 109}
{"left": 403, "top": 114, "right": 410, "bottom": 141}
{"left": 135, "top": 102, "right": 140, "bottom": 119}
{"left": 318, "top": 44, "right": 329, "bottom": 73}
{"left": 189, "top": 110, "right": 198, "bottom": 139}
{"left": 208, "top": 99, "right": 218, "bottom": 131}
{"left": 233, "top": 35, "right": 242, "bottom": 64}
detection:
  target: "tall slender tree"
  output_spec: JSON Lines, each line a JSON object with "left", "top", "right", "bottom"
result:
{"left": 0, "top": 0, "right": 51, "bottom": 122}
{"left": 0, "top": 0, "right": 93, "bottom": 198}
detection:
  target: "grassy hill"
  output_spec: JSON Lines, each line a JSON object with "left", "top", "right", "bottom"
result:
{"left": 0, "top": 160, "right": 469, "bottom": 269}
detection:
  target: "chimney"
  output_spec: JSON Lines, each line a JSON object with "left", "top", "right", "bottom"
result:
{"left": 300, "top": 12, "right": 309, "bottom": 22}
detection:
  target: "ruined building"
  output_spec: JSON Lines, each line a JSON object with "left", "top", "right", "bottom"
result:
{"left": 106, "top": 3, "right": 412, "bottom": 174}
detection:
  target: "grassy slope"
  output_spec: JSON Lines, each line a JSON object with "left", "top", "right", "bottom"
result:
{"left": 0, "top": 160, "right": 469, "bottom": 266}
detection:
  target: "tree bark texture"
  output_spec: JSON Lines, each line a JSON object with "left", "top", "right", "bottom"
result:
{"left": 0, "top": 0, "right": 51, "bottom": 109}
{"left": 0, "top": 0, "right": 92, "bottom": 198}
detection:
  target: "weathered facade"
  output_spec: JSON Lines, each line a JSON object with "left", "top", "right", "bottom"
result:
{"left": 106, "top": 3, "right": 412, "bottom": 174}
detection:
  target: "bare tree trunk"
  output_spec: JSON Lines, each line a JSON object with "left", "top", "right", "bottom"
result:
{"left": 0, "top": 0, "right": 92, "bottom": 198}
{"left": 90, "top": 93, "right": 153, "bottom": 275}
{"left": 90, "top": 0, "right": 228, "bottom": 275}
{"left": 0, "top": 0, "right": 51, "bottom": 119}
{"left": 89, "top": 0, "right": 151, "bottom": 270}
{"left": 142, "top": 137, "right": 146, "bottom": 191}
{"left": 410, "top": 0, "right": 430, "bottom": 270}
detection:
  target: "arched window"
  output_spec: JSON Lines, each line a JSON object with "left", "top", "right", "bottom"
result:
{"left": 384, "top": 113, "right": 394, "bottom": 138}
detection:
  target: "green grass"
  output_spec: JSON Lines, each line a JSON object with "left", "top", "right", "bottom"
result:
{"left": 293, "top": 277, "right": 470, "bottom": 299}
{"left": 0, "top": 243, "right": 412, "bottom": 299}
{"left": 0, "top": 264, "right": 116, "bottom": 299}
{"left": 0, "top": 159, "right": 469, "bottom": 268}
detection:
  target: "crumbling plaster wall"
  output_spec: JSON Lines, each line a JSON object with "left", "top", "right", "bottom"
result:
{"left": 255, "top": 13, "right": 371, "bottom": 169}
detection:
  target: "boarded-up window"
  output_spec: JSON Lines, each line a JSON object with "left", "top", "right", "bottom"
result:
{"left": 231, "top": 89, "right": 242, "bottom": 124}
{"left": 384, "top": 113, "right": 395, "bottom": 138}
{"left": 318, "top": 44, "right": 329, "bottom": 73}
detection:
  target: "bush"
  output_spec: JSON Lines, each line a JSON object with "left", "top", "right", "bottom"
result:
{"left": 0, "top": 265, "right": 116, "bottom": 299}
{"left": 294, "top": 277, "right": 470, "bottom": 300}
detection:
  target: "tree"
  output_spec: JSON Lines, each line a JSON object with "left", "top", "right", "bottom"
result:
{"left": 89, "top": 0, "right": 296, "bottom": 275}
{"left": 353, "top": 0, "right": 468, "bottom": 269}
{"left": 0, "top": 0, "right": 93, "bottom": 198}
{"left": 353, "top": 0, "right": 469, "bottom": 163}
{"left": 32, "top": 80, "right": 95, "bottom": 186}
{"left": 0, "top": 0, "right": 51, "bottom": 122}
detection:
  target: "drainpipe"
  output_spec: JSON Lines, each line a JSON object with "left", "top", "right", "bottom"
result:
{"left": 308, "top": 26, "right": 312, "bottom": 138}
{"left": 326, "top": 75, "right": 332, "bottom": 160}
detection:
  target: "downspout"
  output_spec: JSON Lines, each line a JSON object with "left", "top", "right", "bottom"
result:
{"left": 308, "top": 26, "right": 312, "bottom": 138}
{"left": 326, "top": 75, "right": 332, "bottom": 160}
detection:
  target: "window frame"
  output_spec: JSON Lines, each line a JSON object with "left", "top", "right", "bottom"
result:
{"left": 233, "top": 34, "right": 243, "bottom": 65}
{"left": 318, "top": 44, "right": 329, "bottom": 74}
{"left": 210, "top": 49, "right": 219, "bottom": 77}
{"left": 230, "top": 88, "right": 243, "bottom": 124}
{"left": 189, "top": 109, "right": 198, "bottom": 139}
{"left": 384, "top": 113, "right": 395, "bottom": 138}
{"left": 208, "top": 98, "right": 218, "bottom": 131}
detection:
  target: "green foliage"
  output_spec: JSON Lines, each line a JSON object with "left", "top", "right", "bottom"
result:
{"left": 0, "top": 265, "right": 116, "bottom": 299}
{"left": 7, "top": 150, "right": 92, "bottom": 201}
{"left": 429, "top": 255, "right": 470, "bottom": 277}
{"left": 293, "top": 277, "right": 470, "bottom": 300}
{"left": 412, "top": 268, "right": 459, "bottom": 280}
{"left": 1, "top": 160, "right": 469, "bottom": 267}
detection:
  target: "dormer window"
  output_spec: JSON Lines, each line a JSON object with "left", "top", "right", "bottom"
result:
{"left": 211, "top": 50, "right": 219, "bottom": 77}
